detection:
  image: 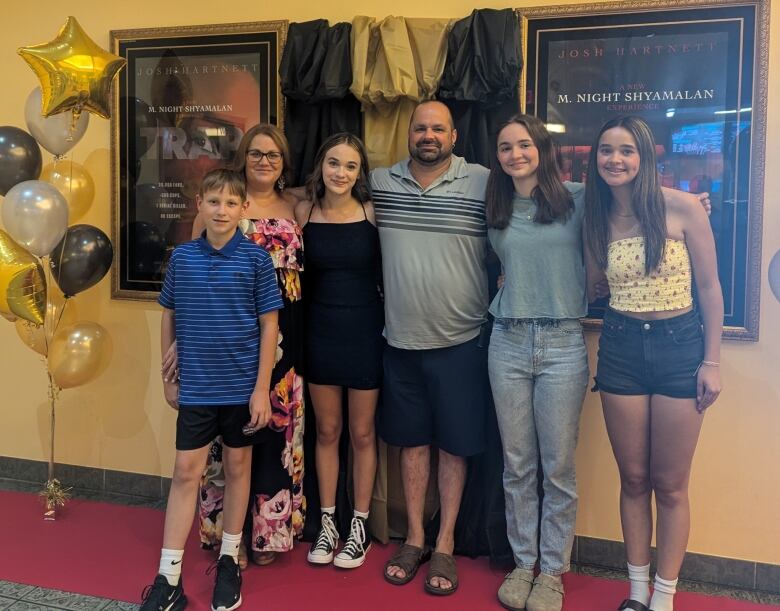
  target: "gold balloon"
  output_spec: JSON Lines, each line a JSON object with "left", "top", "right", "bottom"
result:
{"left": 40, "top": 160, "right": 95, "bottom": 221}
{"left": 48, "top": 321, "right": 111, "bottom": 389}
{"left": 0, "top": 229, "right": 46, "bottom": 325}
{"left": 14, "top": 292, "right": 78, "bottom": 356}
{"left": 17, "top": 16, "right": 126, "bottom": 120}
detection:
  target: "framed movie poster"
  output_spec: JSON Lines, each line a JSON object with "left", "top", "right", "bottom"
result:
{"left": 519, "top": 0, "right": 768, "bottom": 340}
{"left": 110, "top": 21, "right": 287, "bottom": 300}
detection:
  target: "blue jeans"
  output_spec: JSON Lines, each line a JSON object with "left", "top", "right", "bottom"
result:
{"left": 488, "top": 318, "right": 589, "bottom": 575}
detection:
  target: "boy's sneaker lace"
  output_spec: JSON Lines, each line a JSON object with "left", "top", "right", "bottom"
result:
{"left": 208, "top": 554, "right": 242, "bottom": 611}
{"left": 140, "top": 574, "right": 187, "bottom": 611}
{"left": 334, "top": 515, "right": 371, "bottom": 569}
{"left": 307, "top": 512, "right": 339, "bottom": 564}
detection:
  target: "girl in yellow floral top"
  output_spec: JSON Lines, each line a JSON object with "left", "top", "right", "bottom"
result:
{"left": 584, "top": 116, "right": 723, "bottom": 611}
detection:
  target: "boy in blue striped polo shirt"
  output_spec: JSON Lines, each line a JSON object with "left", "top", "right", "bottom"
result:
{"left": 141, "top": 169, "right": 282, "bottom": 611}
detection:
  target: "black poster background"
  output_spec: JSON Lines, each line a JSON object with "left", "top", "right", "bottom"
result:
{"left": 114, "top": 30, "right": 280, "bottom": 297}
{"left": 525, "top": 5, "right": 756, "bottom": 332}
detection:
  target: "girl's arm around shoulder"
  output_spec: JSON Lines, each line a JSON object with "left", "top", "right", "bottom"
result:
{"left": 294, "top": 199, "right": 314, "bottom": 228}
{"left": 364, "top": 200, "right": 377, "bottom": 226}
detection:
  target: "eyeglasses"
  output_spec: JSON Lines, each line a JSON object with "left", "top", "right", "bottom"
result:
{"left": 247, "top": 149, "right": 282, "bottom": 164}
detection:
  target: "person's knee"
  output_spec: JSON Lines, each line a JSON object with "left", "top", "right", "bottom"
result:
{"left": 620, "top": 469, "right": 652, "bottom": 498}
{"left": 349, "top": 421, "right": 376, "bottom": 451}
{"left": 651, "top": 472, "right": 688, "bottom": 507}
{"left": 316, "top": 419, "right": 342, "bottom": 446}
{"left": 222, "top": 446, "right": 251, "bottom": 481}
{"left": 172, "top": 458, "right": 204, "bottom": 487}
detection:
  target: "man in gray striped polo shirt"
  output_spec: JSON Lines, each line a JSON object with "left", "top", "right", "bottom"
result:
{"left": 374, "top": 101, "right": 489, "bottom": 595}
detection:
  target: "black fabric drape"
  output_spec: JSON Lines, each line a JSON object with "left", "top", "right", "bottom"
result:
{"left": 437, "top": 8, "right": 523, "bottom": 169}
{"left": 279, "top": 20, "right": 363, "bottom": 187}
{"left": 426, "top": 8, "right": 523, "bottom": 568}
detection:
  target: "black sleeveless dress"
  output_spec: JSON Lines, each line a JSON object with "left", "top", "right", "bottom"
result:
{"left": 302, "top": 208, "right": 383, "bottom": 389}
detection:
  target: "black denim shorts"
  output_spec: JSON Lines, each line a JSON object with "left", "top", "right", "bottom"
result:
{"left": 594, "top": 308, "right": 704, "bottom": 398}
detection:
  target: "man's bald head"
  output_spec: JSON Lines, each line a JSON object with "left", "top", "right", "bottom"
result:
{"left": 408, "top": 100, "right": 457, "bottom": 166}
{"left": 409, "top": 100, "right": 455, "bottom": 131}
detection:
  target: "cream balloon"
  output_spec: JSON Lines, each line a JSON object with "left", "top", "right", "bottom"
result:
{"left": 14, "top": 292, "right": 78, "bottom": 356}
{"left": 24, "top": 88, "right": 90, "bottom": 156}
{"left": 1, "top": 180, "right": 68, "bottom": 256}
{"left": 40, "top": 160, "right": 95, "bottom": 221}
{"left": 48, "top": 321, "right": 111, "bottom": 389}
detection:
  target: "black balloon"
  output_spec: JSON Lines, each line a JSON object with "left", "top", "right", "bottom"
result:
{"left": 50, "top": 224, "right": 114, "bottom": 297}
{"left": 0, "top": 126, "right": 42, "bottom": 196}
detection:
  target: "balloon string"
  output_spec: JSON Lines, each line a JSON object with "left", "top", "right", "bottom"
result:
{"left": 43, "top": 255, "right": 51, "bottom": 351}
{"left": 45, "top": 368, "right": 60, "bottom": 484}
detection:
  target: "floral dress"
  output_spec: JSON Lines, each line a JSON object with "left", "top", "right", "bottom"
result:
{"left": 199, "top": 218, "right": 306, "bottom": 553}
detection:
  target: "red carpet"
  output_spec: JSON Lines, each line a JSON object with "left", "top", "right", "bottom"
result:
{"left": 0, "top": 490, "right": 775, "bottom": 610}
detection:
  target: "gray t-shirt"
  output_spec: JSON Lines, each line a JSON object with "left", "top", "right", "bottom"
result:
{"left": 488, "top": 182, "right": 588, "bottom": 320}
{"left": 371, "top": 156, "right": 490, "bottom": 350}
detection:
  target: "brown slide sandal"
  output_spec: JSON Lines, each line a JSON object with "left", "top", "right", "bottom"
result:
{"left": 384, "top": 543, "right": 429, "bottom": 585}
{"left": 424, "top": 551, "right": 459, "bottom": 596}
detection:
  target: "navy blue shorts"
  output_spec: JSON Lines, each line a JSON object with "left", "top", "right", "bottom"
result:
{"left": 176, "top": 404, "right": 273, "bottom": 450}
{"left": 379, "top": 336, "right": 487, "bottom": 457}
{"left": 594, "top": 308, "right": 704, "bottom": 399}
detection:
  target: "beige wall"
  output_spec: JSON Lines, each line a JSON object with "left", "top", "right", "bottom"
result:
{"left": 1, "top": 0, "right": 778, "bottom": 564}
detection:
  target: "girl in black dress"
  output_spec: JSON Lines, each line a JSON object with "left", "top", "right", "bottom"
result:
{"left": 295, "top": 134, "right": 383, "bottom": 569}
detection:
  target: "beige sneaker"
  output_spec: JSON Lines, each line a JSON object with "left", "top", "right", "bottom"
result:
{"left": 498, "top": 567, "right": 535, "bottom": 610}
{"left": 526, "top": 572, "right": 564, "bottom": 611}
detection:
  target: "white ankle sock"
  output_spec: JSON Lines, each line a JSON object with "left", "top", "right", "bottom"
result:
{"left": 650, "top": 574, "right": 678, "bottom": 611}
{"left": 627, "top": 561, "right": 651, "bottom": 605}
{"left": 159, "top": 548, "right": 184, "bottom": 586}
{"left": 354, "top": 509, "right": 369, "bottom": 520}
{"left": 321, "top": 506, "right": 336, "bottom": 516}
{"left": 219, "top": 531, "right": 243, "bottom": 562}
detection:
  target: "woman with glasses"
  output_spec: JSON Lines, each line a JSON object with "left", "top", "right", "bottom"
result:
{"left": 190, "top": 123, "right": 306, "bottom": 569}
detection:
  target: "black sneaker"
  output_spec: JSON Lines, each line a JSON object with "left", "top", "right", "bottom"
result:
{"left": 334, "top": 516, "right": 371, "bottom": 569}
{"left": 307, "top": 512, "right": 339, "bottom": 564}
{"left": 140, "top": 574, "right": 187, "bottom": 610}
{"left": 209, "top": 555, "right": 242, "bottom": 611}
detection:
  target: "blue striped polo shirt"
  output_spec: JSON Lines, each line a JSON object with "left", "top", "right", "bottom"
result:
{"left": 158, "top": 229, "right": 283, "bottom": 406}
{"left": 371, "top": 156, "right": 490, "bottom": 349}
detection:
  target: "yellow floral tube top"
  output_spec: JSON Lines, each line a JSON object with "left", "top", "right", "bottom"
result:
{"left": 606, "top": 237, "right": 692, "bottom": 312}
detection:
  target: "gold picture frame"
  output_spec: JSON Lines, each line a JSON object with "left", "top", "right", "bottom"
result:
{"left": 109, "top": 20, "right": 287, "bottom": 300}
{"left": 517, "top": 0, "right": 769, "bottom": 340}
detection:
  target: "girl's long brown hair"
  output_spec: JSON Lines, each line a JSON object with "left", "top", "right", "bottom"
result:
{"left": 485, "top": 114, "right": 573, "bottom": 229}
{"left": 584, "top": 116, "right": 666, "bottom": 274}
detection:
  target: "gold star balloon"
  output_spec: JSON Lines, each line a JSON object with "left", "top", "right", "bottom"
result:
{"left": 0, "top": 230, "right": 46, "bottom": 326}
{"left": 18, "top": 16, "right": 126, "bottom": 120}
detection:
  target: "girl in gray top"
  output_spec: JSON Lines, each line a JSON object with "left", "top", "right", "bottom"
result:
{"left": 486, "top": 114, "right": 589, "bottom": 611}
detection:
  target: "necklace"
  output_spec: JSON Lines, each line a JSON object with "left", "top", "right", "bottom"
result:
{"left": 613, "top": 211, "right": 635, "bottom": 218}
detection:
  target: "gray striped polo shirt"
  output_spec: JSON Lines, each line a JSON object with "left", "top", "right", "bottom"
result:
{"left": 371, "top": 156, "right": 489, "bottom": 350}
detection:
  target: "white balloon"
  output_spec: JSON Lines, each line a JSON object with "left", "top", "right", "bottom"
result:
{"left": 1, "top": 180, "right": 68, "bottom": 256}
{"left": 24, "top": 88, "right": 89, "bottom": 156}
{"left": 769, "top": 250, "right": 780, "bottom": 302}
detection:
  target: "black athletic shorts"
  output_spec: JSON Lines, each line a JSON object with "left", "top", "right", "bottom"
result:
{"left": 176, "top": 404, "right": 272, "bottom": 451}
{"left": 379, "top": 336, "right": 487, "bottom": 457}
